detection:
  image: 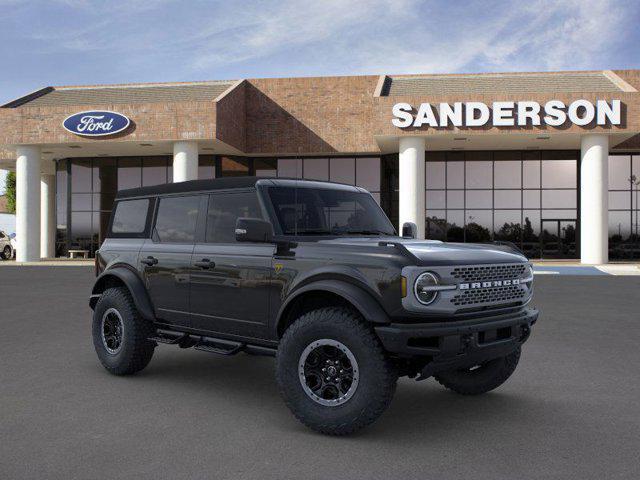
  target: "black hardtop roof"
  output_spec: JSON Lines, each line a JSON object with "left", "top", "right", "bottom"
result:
{"left": 115, "top": 177, "right": 362, "bottom": 199}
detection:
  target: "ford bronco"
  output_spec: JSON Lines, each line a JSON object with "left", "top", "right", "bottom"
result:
{"left": 90, "top": 177, "right": 538, "bottom": 435}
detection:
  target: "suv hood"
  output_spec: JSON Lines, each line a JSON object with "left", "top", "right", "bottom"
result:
{"left": 317, "top": 237, "right": 527, "bottom": 266}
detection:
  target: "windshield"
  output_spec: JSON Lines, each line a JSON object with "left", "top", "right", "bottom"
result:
{"left": 266, "top": 186, "right": 396, "bottom": 236}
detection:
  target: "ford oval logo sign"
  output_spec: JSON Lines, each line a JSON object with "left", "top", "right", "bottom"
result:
{"left": 62, "top": 110, "right": 130, "bottom": 137}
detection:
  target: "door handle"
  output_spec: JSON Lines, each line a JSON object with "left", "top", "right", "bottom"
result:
{"left": 194, "top": 258, "right": 214, "bottom": 269}
{"left": 141, "top": 256, "right": 158, "bottom": 266}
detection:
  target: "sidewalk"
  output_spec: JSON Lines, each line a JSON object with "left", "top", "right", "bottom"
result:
{"left": 0, "top": 259, "right": 93, "bottom": 266}
{"left": 532, "top": 261, "right": 640, "bottom": 276}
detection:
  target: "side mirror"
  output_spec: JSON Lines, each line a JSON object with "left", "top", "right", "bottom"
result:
{"left": 235, "top": 217, "right": 274, "bottom": 243}
{"left": 402, "top": 222, "right": 417, "bottom": 239}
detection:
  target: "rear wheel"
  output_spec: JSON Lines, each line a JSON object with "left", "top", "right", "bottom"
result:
{"left": 276, "top": 307, "right": 397, "bottom": 435}
{"left": 1, "top": 245, "right": 11, "bottom": 260}
{"left": 434, "top": 347, "right": 521, "bottom": 395}
{"left": 92, "top": 287, "right": 155, "bottom": 375}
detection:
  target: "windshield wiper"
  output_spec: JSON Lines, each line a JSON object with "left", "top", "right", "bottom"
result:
{"left": 343, "top": 230, "right": 390, "bottom": 236}
{"left": 292, "top": 229, "right": 333, "bottom": 235}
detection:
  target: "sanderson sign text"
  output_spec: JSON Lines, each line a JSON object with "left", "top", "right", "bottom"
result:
{"left": 391, "top": 100, "right": 622, "bottom": 128}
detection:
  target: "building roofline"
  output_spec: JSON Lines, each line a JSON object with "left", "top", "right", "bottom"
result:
{"left": 1, "top": 86, "right": 54, "bottom": 108}
{"left": 5, "top": 69, "right": 638, "bottom": 107}
{"left": 52, "top": 79, "right": 236, "bottom": 90}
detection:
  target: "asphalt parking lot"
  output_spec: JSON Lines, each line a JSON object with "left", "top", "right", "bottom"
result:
{"left": 1, "top": 267, "right": 639, "bottom": 480}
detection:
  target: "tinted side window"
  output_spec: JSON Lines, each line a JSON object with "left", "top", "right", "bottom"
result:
{"left": 206, "top": 192, "right": 262, "bottom": 243}
{"left": 154, "top": 196, "right": 200, "bottom": 243}
{"left": 0, "top": 232, "right": 5, "bottom": 239}
{"left": 111, "top": 199, "right": 150, "bottom": 234}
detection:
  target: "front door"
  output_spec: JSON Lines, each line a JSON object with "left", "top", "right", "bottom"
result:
{"left": 140, "top": 194, "right": 203, "bottom": 326}
{"left": 189, "top": 190, "right": 274, "bottom": 339}
{"left": 540, "top": 219, "right": 577, "bottom": 259}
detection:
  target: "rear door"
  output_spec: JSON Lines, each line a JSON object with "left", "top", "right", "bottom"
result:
{"left": 140, "top": 194, "right": 204, "bottom": 326}
{"left": 189, "top": 190, "right": 274, "bottom": 339}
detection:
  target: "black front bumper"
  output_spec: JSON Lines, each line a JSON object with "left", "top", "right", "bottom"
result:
{"left": 375, "top": 307, "right": 538, "bottom": 379}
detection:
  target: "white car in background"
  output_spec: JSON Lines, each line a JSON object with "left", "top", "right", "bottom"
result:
{"left": 0, "top": 230, "right": 14, "bottom": 260}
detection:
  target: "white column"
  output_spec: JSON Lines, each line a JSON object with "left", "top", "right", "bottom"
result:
{"left": 580, "top": 134, "right": 609, "bottom": 264}
{"left": 398, "top": 137, "right": 426, "bottom": 239}
{"left": 40, "top": 172, "right": 56, "bottom": 259}
{"left": 16, "top": 146, "right": 41, "bottom": 262}
{"left": 173, "top": 141, "right": 199, "bottom": 182}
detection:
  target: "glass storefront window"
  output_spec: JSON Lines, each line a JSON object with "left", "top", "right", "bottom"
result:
{"left": 541, "top": 190, "right": 576, "bottom": 209}
{"left": 465, "top": 210, "right": 492, "bottom": 242}
{"left": 143, "top": 157, "right": 169, "bottom": 186}
{"left": 494, "top": 189, "right": 521, "bottom": 209}
{"left": 426, "top": 190, "right": 446, "bottom": 209}
{"left": 446, "top": 190, "right": 464, "bottom": 209}
{"left": 278, "top": 158, "right": 302, "bottom": 178}
{"left": 494, "top": 161, "right": 521, "bottom": 188}
{"left": 425, "top": 161, "right": 445, "bottom": 189}
{"left": 426, "top": 210, "right": 446, "bottom": 241}
{"left": 523, "top": 190, "right": 540, "bottom": 209}
{"left": 446, "top": 161, "right": 464, "bottom": 189}
{"left": 355, "top": 157, "right": 380, "bottom": 192}
{"left": 254, "top": 158, "right": 277, "bottom": 177}
{"left": 330, "top": 157, "right": 355, "bottom": 184}
{"left": 609, "top": 191, "right": 630, "bottom": 210}
{"left": 608, "top": 154, "right": 640, "bottom": 259}
{"left": 304, "top": 158, "right": 329, "bottom": 181}
{"left": 465, "top": 161, "right": 492, "bottom": 188}
{"left": 465, "top": 190, "right": 492, "bottom": 208}
{"left": 523, "top": 160, "right": 541, "bottom": 188}
{"left": 609, "top": 155, "right": 630, "bottom": 189}
{"left": 424, "top": 151, "right": 580, "bottom": 258}
{"left": 220, "top": 156, "right": 249, "bottom": 177}
{"left": 118, "top": 158, "right": 142, "bottom": 190}
{"left": 71, "top": 159, "right": 92, "bottom": 192}
{"left": 541, "top": 159, "right": 576, "bottom": 188}
{"left": 198, "top": 155, "right": 216, "bottom": 179}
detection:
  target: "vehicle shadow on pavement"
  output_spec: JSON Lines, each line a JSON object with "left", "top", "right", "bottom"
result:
{"left": 110, "top": 348, "right": 545, "bottom": 440}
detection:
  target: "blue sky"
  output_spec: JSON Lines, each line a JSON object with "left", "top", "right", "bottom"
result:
{"left": 1, "top": 0, "right": 639, "bottom": 191}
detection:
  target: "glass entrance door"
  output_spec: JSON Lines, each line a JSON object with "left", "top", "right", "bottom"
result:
{"left": 540, "top": 219, "right": 577, "bottom": 259}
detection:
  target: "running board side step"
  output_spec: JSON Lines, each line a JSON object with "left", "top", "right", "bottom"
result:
{"left": 149, "top": 329, "right": 187, "bottom": 345}
{"left": 194, "top": 338, "right": 244, "bottom": 356}
{"left": 149, "top": 328, "right": 277, "bottom": 357}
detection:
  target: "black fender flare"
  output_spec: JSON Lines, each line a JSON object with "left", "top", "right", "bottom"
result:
{"left": 90, "top": 267, "right": 155, "bottom": 321}
{"left": 276, "top": 279, "right": 390, "bottom": 335}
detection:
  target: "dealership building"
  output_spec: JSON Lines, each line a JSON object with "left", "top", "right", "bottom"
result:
{"left": 1, "top": 69, "right": 639, "bottom": 263}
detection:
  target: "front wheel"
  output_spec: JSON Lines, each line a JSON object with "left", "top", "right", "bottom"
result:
{"left": 1, "top": 245, "right": 11, "bottom": 260}
{"left": 434, "top": 347, "right": 521, "bottom": 395}
{"left": 276, "top": 307, "right": 397, "bottom": 435}
{"left": 92, "top": 287, "right": 156, "bottom": 375}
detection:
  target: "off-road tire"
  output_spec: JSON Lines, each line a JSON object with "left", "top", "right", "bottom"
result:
{"left": 276, "top": 307, "right": 397, "bottom": 435}
{"left": 92, "top": 287, "right": 155, "bottom": 375}
{"left": 1, "top": 245, "right": 11, "bottom": 260}
{"left": 434, "top": 347, "right": 521, "bottom": 395}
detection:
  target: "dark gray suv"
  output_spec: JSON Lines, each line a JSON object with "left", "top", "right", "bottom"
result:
{"left": 90, "top": 177, "right": 538, "bottom": 435}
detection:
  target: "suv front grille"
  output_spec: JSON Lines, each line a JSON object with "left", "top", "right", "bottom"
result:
{"left": 451, "top": 285, "right": 526, "bottom": 307}
{"left": 451, "top": 264, "right": 527, "bottom": 283}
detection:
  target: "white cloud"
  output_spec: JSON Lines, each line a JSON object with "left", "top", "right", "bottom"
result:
{"left": 189, "top": 0, "right": 417, "bottom": 71}
{"left": 2, "top": 0, "right": 636, "bottom": 91}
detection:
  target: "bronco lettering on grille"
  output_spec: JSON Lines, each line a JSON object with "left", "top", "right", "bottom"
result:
{"left": 459, "top": 279, "right": 521, "bottom": 290}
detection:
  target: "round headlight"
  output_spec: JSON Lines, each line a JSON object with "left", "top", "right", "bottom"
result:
{"left": 414, "top": 272, "right": 439, "bottom": 305}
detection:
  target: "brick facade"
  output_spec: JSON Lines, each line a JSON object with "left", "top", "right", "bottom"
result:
{"left": 0, "top": 70, "right": 638, "bottom": 158}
